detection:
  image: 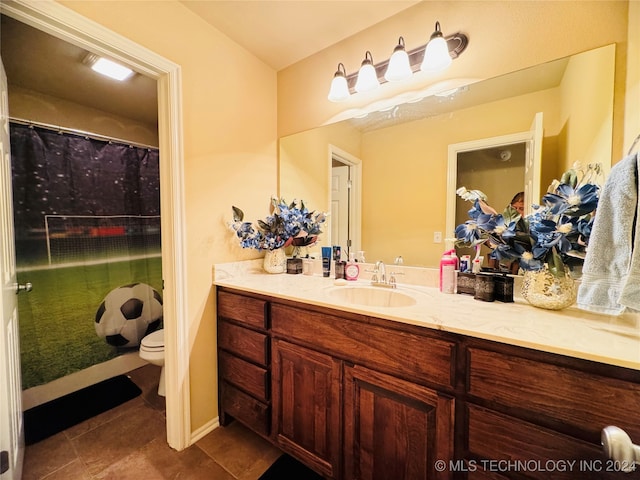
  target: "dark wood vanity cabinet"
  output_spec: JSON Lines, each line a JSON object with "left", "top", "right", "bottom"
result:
{"left": 217, "top": 291, "right": 271, "bottom": 436}
{"left": 462, "top": 341, "right": 640, "bottom": 480}
{"left": 272, "top": 339, "right": 341, "bottom": 478}
{"left": 216, "top": 287, "right": 640, "bottom": 480}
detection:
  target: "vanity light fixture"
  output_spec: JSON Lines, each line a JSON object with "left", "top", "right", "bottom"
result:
{"left": 327, "top": 21, "right": 468, "bottom": 102}
{"left": 421, "top": 22, "right": 452, "bottom": 72}
{"left": 384, "top": 37, "right": 412, "bottom": 82}
{"left": 328, "top": 63, "right": 350, "bottom": 102}
{"left": 354, "top": 51, "right": 380, "bottom": 93}
{"left": 83, "top": 53, "right": 134, "bottom": 81}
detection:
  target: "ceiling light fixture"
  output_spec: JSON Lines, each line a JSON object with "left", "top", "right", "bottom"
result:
{"left": 83, "top": 53, "right": 134, "bottom": 81}
{"left": 327, "top": 22, "right": 468, "bottom": 102}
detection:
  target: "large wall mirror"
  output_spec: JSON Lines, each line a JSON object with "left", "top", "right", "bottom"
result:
{"left": 279, "top": 44, "right": 615, "bottom": 269}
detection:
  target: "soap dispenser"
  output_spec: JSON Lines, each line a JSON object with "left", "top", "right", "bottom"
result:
{"left": 439, "top": 243, "right": 457, "bottom": 294}
{"left": 345, "top": 252, "right": 360, "bottom": 281}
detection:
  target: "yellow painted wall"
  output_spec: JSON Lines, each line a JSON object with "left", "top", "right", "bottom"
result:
{"left": 559, "top": 44, "right": 615, "bottom": 174}
{"left": 361, "top": 87, "right": 562, "bottom": 266}
{"left": 625, "top": 0, "right": 640, "bottom": 154}
{"left": 7, "top": 85, "right": 159, "bottom": 146}
{"left": 279, "top": 120, "right": 361, "bottom": 250}
{"left": 58, "top": 0, "right": 278, "bottom": 433}
{"left": 277, "top": 0, "right": 628, "bottom": 162}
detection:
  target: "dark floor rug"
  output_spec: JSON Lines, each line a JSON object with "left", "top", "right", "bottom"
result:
{"left": 23, "top": 374, "right": 141, "bottom": 445}
{"left": 259, "top": 454, "right": 324, "bottom": 479}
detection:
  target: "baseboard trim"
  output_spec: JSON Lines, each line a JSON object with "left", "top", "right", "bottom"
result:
{"left": 190, "top": 416, "right": 220, "bottom": 445}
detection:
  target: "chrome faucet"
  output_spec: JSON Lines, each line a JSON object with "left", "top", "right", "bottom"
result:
{"left": 371, "top": 260, "right": 396, "bottom": 288}
{"left": 376, "top": 261, "right": 386, "bottom": 284}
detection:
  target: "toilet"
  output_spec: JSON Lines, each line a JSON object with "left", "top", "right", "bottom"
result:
{"left": 139, "top": 329, "right": 165, "bottom": 396}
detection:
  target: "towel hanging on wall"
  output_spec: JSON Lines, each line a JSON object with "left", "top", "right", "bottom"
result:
{"left": 577, "top": 151, "right": 640, "bottom": 315}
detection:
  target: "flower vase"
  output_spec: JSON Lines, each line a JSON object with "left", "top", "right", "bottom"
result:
{"left": 263, "top": 248, "right": 286, "bottom": 274}
{"left": 521, "top": 265, "right": 577, "bottom": 310}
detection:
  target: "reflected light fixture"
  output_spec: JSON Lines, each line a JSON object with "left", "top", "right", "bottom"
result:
{"left": 354, "top": 51, "right": 380, "bottom": 93}
{"left": 421, "top": 22, "right": 452, "bottom": 72}
{"left": 83, "top": 53, "right": 134, "bottom": 81}
{"left": 327, "top": 21, "right": 467, "bottom": 102}
{"left": 384, "top": 37, "right": 412, "bottom": 82}
{"left": 328, "top": 63, "right": 350, "bottom": 102}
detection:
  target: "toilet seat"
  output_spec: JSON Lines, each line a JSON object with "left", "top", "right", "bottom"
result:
{"left": 140, "top": 329, "right": 164, "bottom": 350}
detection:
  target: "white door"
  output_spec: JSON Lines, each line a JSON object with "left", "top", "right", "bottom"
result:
{"left": 524, "top": 111, "right": 543, "bottom": 215}
{"left": 0, "top": 59, "right": 25, "bottom": 480}
{"left": 331, "top": 163, "right": 350, "bottom": 252}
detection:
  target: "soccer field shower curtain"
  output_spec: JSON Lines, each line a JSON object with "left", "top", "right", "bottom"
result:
{"left": 10, "top": 122, "right": 162, "bottom": 390}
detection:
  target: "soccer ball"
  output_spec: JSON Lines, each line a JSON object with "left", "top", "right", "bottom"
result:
{"left": 95, "top": 283, "right": 163, "bottom": 347}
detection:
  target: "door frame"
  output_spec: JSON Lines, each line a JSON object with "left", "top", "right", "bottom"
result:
{"left": 446, "top": 131, "right": 533, "bottom": 239}
{"left": 328, "top": 145, "right": 362, "bottom": 256}
{"left": 0, "top": 0, "right": 191, "bottom": 450}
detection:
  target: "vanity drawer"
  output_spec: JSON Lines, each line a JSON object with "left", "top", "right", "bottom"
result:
{"left": 466, "top": 404, "right": 614, "bottom": 480}
{"left": 218, "top": 320, "right": 269, "bottom": 367}
{"left": 218, "top": 290, "right": 267, "bottom": 330}
{"left": 219, "top": 350, "right": 269, "bottom": 401}
{"left": 271, "top": 303, "right": 456, "bottom": 389}
{"left": 220, "top": 381, "right": 270, "bottom": 436}
{"left": 466, "top": 346, "right": 640, "bottom": 442}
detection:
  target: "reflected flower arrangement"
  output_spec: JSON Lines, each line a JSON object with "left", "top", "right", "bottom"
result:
{"left": 455, "top": 164, "right": 602, "bottom": 277}
{"left": 230, "top": 197, "right": 326, "bottom": 251}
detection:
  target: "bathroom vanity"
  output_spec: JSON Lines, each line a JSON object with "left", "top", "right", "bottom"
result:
{"left": 214, "top": 261, "right": 640, "bottom": 479}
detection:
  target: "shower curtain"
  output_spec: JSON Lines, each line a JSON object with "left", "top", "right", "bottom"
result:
{"left": 10, "top": 122, "right": 162, "bottom": 390}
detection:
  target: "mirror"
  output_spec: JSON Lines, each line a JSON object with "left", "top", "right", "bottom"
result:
{"left": 279, "top": 44, "right": 616, "bottom": 268}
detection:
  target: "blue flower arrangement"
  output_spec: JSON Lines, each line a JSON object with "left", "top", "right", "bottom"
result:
{"left": 455, "top": 164, "right": 602, "bottom": 277}
{"left": 231, "top": 197, "right": 327, "bottom": 251}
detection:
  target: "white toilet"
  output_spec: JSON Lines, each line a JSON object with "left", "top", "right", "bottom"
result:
{"left": 139, "top": 329, "right": 165, "bottom": 396}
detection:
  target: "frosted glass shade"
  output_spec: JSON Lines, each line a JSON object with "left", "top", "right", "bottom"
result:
{"left": 355, "top": 63, "right": 379, "bottom": 93}
{"left": 420, "top": 35, "right": 452, "bottom": 72}
{"left": 328, "top": 74, "right": 350, "bottom": 102}
{"left": 384, "top": 48, "right": 412, "bottom": 82}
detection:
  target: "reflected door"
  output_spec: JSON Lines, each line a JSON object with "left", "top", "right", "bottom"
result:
{"left": 331, "top": 163, "right": 350, "bottom": 252}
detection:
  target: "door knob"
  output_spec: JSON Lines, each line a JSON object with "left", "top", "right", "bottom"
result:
{"left": 601, "top": 426, "right": 639, "bottom": 473}
{"left": 15, "top": 282, "right": 32, "bottom": 294}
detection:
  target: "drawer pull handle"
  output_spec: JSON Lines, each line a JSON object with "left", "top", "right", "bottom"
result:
{"left": 601, "top": 426, "right": 639, "bottom": 473}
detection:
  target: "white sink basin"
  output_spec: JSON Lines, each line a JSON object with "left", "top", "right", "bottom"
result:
{"left": 327, "top": 286, "right": 417, "bottom": 308}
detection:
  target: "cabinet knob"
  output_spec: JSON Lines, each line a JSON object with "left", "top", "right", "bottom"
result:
{"left": 601, "top": 426, "right": 640, "bottom": 472}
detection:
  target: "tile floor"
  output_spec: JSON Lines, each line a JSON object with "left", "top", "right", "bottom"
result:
{"left": 22, "top": 364, "right": 283, "bottom": 480}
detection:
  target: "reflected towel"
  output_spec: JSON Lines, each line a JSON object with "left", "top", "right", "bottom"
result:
{"left": 577, "top": 152, "right": 640, "bottom": 315}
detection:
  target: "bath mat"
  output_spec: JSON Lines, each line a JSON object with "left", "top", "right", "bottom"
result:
{"left": 23, "top": 374, "right": 142, "bottom": 445}
{"left": 258, "top": 454, "right": 324, "bottom": 480}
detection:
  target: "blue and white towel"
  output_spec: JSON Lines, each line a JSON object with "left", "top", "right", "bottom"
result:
{"left": 577, "top": 152, "right": 640, "bottom": 315}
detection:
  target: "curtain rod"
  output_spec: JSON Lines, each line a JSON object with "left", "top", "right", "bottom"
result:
{"left": 9, "top": 117, "right": 159, "bottom": 151}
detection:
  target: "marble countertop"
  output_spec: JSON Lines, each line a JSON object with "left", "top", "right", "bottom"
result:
{"left": 213, "top": 260, "right": 640, "bottom": 371}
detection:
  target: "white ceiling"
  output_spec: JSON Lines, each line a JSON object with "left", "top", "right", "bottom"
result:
{"left": 179, "top": 0, "right": 421, "bottom": 70}
{"left": 0, "top": 1, "right": 419, "bottom": 127}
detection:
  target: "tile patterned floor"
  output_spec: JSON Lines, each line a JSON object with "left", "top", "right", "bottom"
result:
{"left": 22, "top": 364, "right": 282, "bottom": 480}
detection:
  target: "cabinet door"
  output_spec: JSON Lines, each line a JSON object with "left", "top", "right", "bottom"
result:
{"left": 272, "top": 339, "right": 341, "bottom": 479}
{"left": 344, "top": 364, "right": 454, "bottom": 480}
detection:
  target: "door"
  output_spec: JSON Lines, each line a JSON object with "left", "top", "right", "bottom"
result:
{"left": 0, "top": 59, "right": 24, "bottom": 480}
{"left": 343, "top": 364, "right": 454, "bottom": 480}
{"left": 524, "top": 112, "right": 543, "bottom": 215}
{"left": 272, "top": 339, "right": 341, "bottom": 478}
{"left": 331, "top": 161, "right": 350, "bottom": 250}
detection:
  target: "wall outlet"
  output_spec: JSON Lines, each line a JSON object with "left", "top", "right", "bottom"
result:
{"left": 433, "top": 231, "right": 442, "bottom": 243}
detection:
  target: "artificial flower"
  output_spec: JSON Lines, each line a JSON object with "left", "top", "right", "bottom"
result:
{"left": 455, "top": 163, "right": 602, "bottom": 277}
{"left": 230, "top": 197, "right": 326, "bottom": 251}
